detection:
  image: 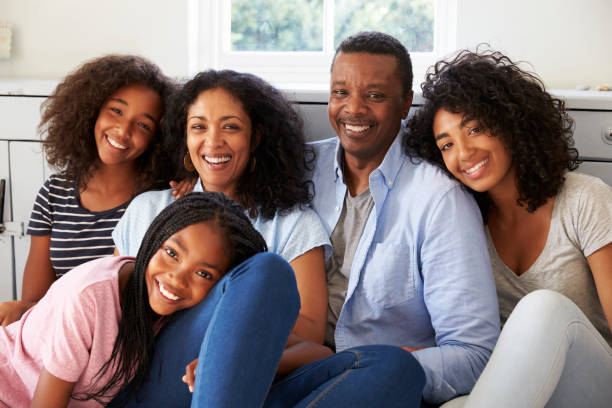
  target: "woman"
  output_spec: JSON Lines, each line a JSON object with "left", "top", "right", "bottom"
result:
{"left": 115, "top": 69, "right": 425, "bottom": 407}
{"left": 404, "top": 49, "right": 612, "bottom": 407}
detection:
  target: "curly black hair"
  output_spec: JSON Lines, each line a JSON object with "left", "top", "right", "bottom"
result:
{"left": 40, "top": 54, "right": 176, "bottom": 192}
{"left": 165, "top": 69, "right": 315, "bottom": 219}
{"left": 403, "top": 48, "right": 579, "bottom": 218}
{"left": 333, "top": 31, "right": 413, "bottom": 95}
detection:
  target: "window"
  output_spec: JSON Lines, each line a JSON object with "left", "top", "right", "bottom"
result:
{"left": 189, "top": 0, "right": 456, "bottom": 90}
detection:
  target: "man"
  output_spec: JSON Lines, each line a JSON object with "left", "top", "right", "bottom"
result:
{"left": 310, "top": 31, "right": 500, "bottom": 405}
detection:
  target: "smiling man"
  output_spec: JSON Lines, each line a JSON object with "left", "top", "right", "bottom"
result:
{"left": 310, "top": 32, "right": 501, "bottom": 405}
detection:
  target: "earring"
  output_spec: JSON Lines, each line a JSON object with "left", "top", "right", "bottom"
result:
{"left": 184, "top": 152, "right": 195, "bottom": 172}
{"left": 249, "top": 156, "right": 256, "bottom": 173}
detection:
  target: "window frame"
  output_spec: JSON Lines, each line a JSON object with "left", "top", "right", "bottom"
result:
{"left": 188, "top": 0, "right": 457, "bottom": 89}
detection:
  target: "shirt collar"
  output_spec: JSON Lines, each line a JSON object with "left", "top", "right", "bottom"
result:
{"left": 332, "top": 126, "right": 405, "bottom": 189}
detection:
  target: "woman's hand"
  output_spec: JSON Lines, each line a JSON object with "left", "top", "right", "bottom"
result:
{"left": 182, "top": 358, "right": 199, "bottom": 392}
{"left": 0, "top": 300, "right": 35, "bottom": 326}
{"left": 170, "top": 177, "right": 198, "bottom": 200}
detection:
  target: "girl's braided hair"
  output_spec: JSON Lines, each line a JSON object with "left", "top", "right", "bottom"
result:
{"left": 79, "top": 191, "right": 267, "bottom": 405}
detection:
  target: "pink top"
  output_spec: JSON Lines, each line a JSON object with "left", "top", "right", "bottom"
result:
{"left": 0, "top": 256, "right": 134, "bottom": 407}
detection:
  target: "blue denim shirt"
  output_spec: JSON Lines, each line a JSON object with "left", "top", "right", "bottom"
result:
{"left": 310, "top": 133, "right": 500, "bottom": 404}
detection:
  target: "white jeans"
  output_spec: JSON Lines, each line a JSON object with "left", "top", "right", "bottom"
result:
{"left": 440, "top": 289, "right": 612, "bottom": 408}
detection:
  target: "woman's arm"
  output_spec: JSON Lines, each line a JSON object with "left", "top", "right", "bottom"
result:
{"left": 588, "top": 242, "right": 612, "bottom": 329}
{"left": 289, "top": 246, "right": 327, "bottom": 344}
{"left": 277, "top": 334, "right": 333, "bottom": 374}
{"left": 31, "top": 367, "right": 75, "bottom": 408}
{"left": 0, "top": 235, "right": 55, "bottom": 325}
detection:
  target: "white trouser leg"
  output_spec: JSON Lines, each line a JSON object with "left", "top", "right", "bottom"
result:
{"left": 463, "top": 290, "right": 612, "bottom": 408}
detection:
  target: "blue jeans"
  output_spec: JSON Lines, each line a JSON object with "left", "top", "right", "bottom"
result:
{"left": 265, "top": 345, "right": 426, "bottom": 407}
{"left": 123, "top": 252, "right": 300, "bottom": 407}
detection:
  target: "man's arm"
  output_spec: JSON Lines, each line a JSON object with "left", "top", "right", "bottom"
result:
{"left": 412, "top": 185, "right": 500, "bottom": 404}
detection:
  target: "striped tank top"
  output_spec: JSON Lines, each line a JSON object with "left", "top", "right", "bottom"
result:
{"left": 27, "top": 174, "right": 129, "bottom": 276}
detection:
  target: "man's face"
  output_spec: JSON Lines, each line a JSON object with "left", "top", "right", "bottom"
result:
{"left": 328, "top": 52, "right": 413, "bottom": 165}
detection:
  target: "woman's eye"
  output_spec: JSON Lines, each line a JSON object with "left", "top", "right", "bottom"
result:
{"left": 223, "top": 124, "right": 239, "bottom": 130}
{"left": 191, "top": 124, "right": 205, "bottom": 130}
{"left": 440, "top": 142, "right": 452, "bottom": 151}
{"left": 470, "top": 127, "right": 481, "bottom": 135}
{"left": 110, "top": 107, "right": 122, "bottom": 115}
{"left": 164, "top": 247, "right": 177, "bottom": 259}
{"left": 196, "top": 270, "right": 214, "bottom": 280}
{"left": 138, "top": 122, "right": 152, "bottom": 132}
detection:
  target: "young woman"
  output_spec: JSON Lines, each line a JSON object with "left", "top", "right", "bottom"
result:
{"left": 115, "top": 69, "right": 426, "bottom": 407}
{"left": 0, "top": 55, "right": 175, "bottom": 326}
{"left": 404, "top": 49, "right": 612, "bottom": 407}
{"left": 0, "top": 192, "right": 300, "bottom": 407}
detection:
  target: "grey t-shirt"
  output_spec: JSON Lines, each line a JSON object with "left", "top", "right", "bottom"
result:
{"left": 489, "top": 172, "right": 612, "bottom": 346}
{"left": 325, "top": 188, "right": 374, "bottom": 348}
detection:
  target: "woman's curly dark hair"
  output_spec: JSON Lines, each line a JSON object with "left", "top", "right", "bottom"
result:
{"left": 403, "top": 48, "right": 579, "bottom": 219}
{"left": 165, "top": 69, "right": 315, "bottom": 219}
{"left": 40, "top": 54, "right": 176, "bottom": 192}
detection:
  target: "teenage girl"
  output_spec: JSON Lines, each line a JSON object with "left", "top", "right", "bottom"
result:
{"left": 0, "top": 192, "right": 300, "bottom": 407}
{"left": 404, "top": 49, "right": 612, "bottom": 407}
{"left": 0, "top": 55, "right": 175, "bottom": 326}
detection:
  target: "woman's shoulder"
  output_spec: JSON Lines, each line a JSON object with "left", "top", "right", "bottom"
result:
{"left": 127, "top": 187, "right": 175, "bottom": 213}
{"left": 560, "top": 172, "right": 612, "bottom": 203}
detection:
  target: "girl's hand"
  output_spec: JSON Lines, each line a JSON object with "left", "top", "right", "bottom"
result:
{"left": 170, "top": 177, "right": 198, "bottom": 200}
{"left": 0, "top": 300, "right": 35, "bottom": 326}
{"left": 182, "top": 358, "right": 198, "bottom": 392}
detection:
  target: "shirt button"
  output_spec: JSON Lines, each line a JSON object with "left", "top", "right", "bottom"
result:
{"left": 336, "top": 168, "right": 341, "bottom": 177}
{"left": 335, "top": 206, "right": 340, "bottom": 211}
{"left": 387, "top": 180, "right": 393, "bottom": 186}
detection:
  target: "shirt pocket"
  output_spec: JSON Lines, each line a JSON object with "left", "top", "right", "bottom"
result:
{"left": 364, "top": 243, "right": 416, "bottom": 309}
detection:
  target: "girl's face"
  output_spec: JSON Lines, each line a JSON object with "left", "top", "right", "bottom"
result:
{"left": 433, "top": 108, "right": 515, "bottom": 194}
{"left": 186, "top": 87, "right": 255, "bottom": 201}
{"left": 94, "top": 84, "right": 162, "bottom": 168}
{"left": 145, "top": 221, "right": 231, "bottom": 316}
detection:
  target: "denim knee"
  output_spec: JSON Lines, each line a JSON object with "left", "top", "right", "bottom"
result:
{"left": 349, "top": 345, "right": 426, "bottom": 387}
{"left": 513, "top": 289, "right": 576, "bottom": 322}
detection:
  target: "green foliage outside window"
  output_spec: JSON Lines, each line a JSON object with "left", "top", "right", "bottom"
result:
{"left": 231, "top": 0, "right": 433, "bottom": 52}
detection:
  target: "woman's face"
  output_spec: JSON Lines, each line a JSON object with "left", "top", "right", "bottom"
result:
{"left": 432, "top": 108, "right": 514, "bottom": 194}
{"left": 145, "top": 221, "right": 231, "bottom": 316}
{"left": 186, "top": 87, "right": 254, "bottom": 201}
{"left": 94, "top": 84, "right": 162, "bottom": 168}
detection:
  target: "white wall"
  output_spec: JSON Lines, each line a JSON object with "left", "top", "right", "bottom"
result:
{"left": 0, "top": 0, "right": 611, "bottom": 89}
{"left": 0, "top": 0, "right": 189, "bottom": 79}
{"left": 455, "top": 0, "right": 612, "bottom": 89}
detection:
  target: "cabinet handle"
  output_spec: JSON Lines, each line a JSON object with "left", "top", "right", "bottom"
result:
{"left": 0, "top": 179, "right": 5, "bottom": 233}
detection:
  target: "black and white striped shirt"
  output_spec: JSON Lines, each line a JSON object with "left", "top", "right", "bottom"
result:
{"left": 27, "top": 175, "right": 129, "bottom": 276}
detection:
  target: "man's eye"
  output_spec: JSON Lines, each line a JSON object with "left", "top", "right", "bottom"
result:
{"left": 332, "top": 89, "right": 347, "bottom": 96}
{"left": 367, "top": 93, "right": 384, "bottom": 99}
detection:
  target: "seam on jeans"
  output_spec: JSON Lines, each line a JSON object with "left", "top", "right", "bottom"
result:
{"left": 306, "top": 349, "right": 363, "bottom": 407}
{"left": 531, "top": 319, "right": 609, "bottom": 407}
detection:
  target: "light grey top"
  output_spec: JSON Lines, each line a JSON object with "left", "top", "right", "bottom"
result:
{"left": 488, "top": 172, "right": 612, "bottom": 346}
{"left": 324, "top": 188, "right": 374, "bottom": 348}
{"left": 112, "top": 182, "right": 331, "bottom": 264}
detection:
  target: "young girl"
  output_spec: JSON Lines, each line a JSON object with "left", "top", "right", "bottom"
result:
{"left": 0, "top": 55, "right": 175, "bottom": 326}
{"left": 404, "top": 49, "right": 612, "bottom": 407}
{"left": 0, "top": 192, "right": 300, "bottom": 407}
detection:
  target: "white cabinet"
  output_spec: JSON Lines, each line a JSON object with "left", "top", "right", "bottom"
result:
{"left": 0, "top": 96, "right": 47, "bottom": 302}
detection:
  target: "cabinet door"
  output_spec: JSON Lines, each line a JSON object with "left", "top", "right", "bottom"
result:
{"left": 9, "top": 141, "right": 47, "bottom": 300}
{"left": 0, "top": 141, "right": 15, "bottom": 301}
